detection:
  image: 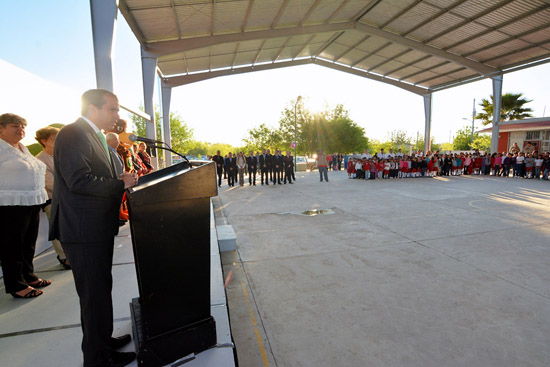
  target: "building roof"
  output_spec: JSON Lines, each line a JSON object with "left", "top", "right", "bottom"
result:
{"left": 478, "top": 117, "right": 550, "bottom": 133}
{"left": 119, "top": 0, "right": 550, "bottom": 95}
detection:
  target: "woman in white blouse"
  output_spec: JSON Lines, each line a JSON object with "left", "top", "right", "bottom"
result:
{"left": 0, "top": 113, "right": 51, "bottom": 298}
{"left": 236, "top": 151, "right": 246, "bottom": 186}
{"left": 35, "top": 126, "right": 70, "bottom": 270}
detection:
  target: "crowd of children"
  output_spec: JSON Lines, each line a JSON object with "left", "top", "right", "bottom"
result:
{"left": 345, "top": 150, "right": 550, "bottom": 180}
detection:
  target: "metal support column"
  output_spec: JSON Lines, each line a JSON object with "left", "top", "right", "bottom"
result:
{"left": 161, "top": 82, "right": 172, "bottom": 166}
{"left": 491, "top": 75, "right": 503, "bottom": 154}
{"left": 423, "top": 93, "right": 432, "bottom": 153}
{"left": 141, "top": 47, "right": 158, "bottom": 141}
{"left": 89, "top": 0, "right": 117, "bottom": 91}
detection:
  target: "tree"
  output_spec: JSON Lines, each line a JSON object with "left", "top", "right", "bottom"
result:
{"left": 453, "top": 126, "right": 474, "bottom": 150}
{"left": 453, "top": 125, "right": 490, "bottom": 151}
{"left": 387, "top": 130, "right": 412, "bottom": 150}
{"left": 476, "top": 92, "right": 534, "bottom": 126}
{"left": 241, "top": 123, "right": 283, "bottom": 152}
{"left": 471, "top": 134, "right": 491, "bottom": 152}
{"left": 131, "top": 106, "right": 194, "bottom": 154}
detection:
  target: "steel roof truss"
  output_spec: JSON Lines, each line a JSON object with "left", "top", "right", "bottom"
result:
{"left": 274, "top": 37, "right": 291, "bottom": 62}
{"left": 421, "top": 0, "right": 515, "bottom": 44}
{"left": 443, "top": 4, "right": 549, "bottom": 53}
{"left": 334, "top": 35, "right": 371, "bottom": 63}
{"left": 354, "top": 22, "right": 497, "bottom": 75}
{"left": 272, "top": 0, "right": 290, "bottom": 28}
{"left": 351, "top": 41, "right": 392, "bottom": 68}
{"left": 300, "top": 0, "right": 322, "bottom": 26}
{"left": 145, "top": 21, "right": 355, "bottom": 56}
{"left": 294, "top": 34, "right": 317, "bottom": 59}
{"left": 399, "top": 0, "right": 468, "bottom": 37}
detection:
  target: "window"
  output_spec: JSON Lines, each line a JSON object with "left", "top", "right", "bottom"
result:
{"left": 543, "top": 130, "right": 550, "bottom": 140}
{"left": 526, "top": 130, "right": 540, "bottom": 139}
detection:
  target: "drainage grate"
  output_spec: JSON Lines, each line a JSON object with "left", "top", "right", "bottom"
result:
{"left": 278, "top": 208, "right": 335, "bottom": 216}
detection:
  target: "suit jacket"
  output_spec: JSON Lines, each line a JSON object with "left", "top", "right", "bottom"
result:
{"left": 284, "top": 155, "right": 294, "bottom": 169}
{"left": 225, "top": 157, "right": 236, "bottom": 170}
{"left": 212, "top": 154, "right": 224, "bottom": 171}
{"left": 109, "top": 145, "right": 124, "bottom": 177}
{"left": 246, "top": 156, "right": 257, "bottom": 171}
{"left": 272, "top": 155, "right": 283, "bottom": 170}
{"left": 49, "top": 118, "right": 125, "bottom": 243}
{"left": 259, "top": 154, "right": 268, "bottom": 170}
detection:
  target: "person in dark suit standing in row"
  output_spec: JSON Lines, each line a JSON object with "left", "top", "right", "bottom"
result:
{"left": 284, "top": 151, "right": 294, "bottom": 184}
{"left": 225, "top": 152, "right": 236, "bottom": 187}
{"left": 50, "top": 89, "right": 138, "bottom": 367}
{"left": 272, "top": 150, "right": 284, "bottom": 184}
{"left": 259, "top": 149, "right": 270, "bottom": 185}
{"left": 246, "top": 150, "right": 257, "bottom": 186}
{"left": 212, "top": 150, "right": 224, "bottom": 187}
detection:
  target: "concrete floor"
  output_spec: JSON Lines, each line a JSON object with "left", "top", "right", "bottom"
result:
{"left": 217, "top": 171, "right": 550, "bottom": 367}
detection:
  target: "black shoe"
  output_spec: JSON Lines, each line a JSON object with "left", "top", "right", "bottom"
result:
{"left": 57, "top": 255, "right": 71, "bottom": 270}
{"left": 103, "top": 351, "right": 136, "bottom": 367}
{"left": 108, "top": 334, "right": 131, "bottom": 350}
{"left": 289, "top": 182, "right": 293, "bottom": 184}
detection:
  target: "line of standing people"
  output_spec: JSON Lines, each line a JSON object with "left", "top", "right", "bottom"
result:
{"left": 212, "top": 149, "right": 295, "bottom": 187}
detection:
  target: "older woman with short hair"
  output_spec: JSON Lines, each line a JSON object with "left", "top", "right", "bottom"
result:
{"left": 35, "top": 126, "right": 70, "bottom": 270}
{"left": 0, "top": 113, "right": 51, "bottom": 298}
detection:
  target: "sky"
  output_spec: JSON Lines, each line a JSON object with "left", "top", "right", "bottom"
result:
{"left": 1, "top": 0, "right": 549, "bottom": 147}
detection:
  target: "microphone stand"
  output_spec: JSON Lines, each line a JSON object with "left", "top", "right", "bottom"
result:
{"left": 147, "top": 142, "right": 192, "bottom": 168}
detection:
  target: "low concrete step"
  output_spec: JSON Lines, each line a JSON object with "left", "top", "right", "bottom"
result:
{"left": 216, "top": 225, "right": 237, "bottom": 252}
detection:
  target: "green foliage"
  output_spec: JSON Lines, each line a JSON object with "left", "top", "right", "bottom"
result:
{"left": 453, "top": 125, "right": 490, "bottom": 151}
{"left": 476, "top": 92, "right": 534, "bottom": 126}
{"left": 27, "top": 143, "right": 43, "bottom": 156}
{"left": 186, "top": 141, "right": 237, "bottom": 156}
{"left": 241, "top": 123, "right": 284, "bottom": 152}
{"left": 387, "top": 130, "right": 412, "bottom": 150}
{"left": 440, "top": 142, "right": 454, "bottom": 152}
{"left": 472, "top": 134, "right": 491, "bottom": 152}
{"left": 242, "top": 100, "right": 368, "bottom": 155}
{"left": 453, "top": 126, "right": 474, "bottom": 150}
{"left": 130, "top": 106, "right": 194, "bottom": 155}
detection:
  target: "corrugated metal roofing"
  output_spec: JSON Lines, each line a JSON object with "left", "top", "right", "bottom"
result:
{"left": 119, "top": 0, "right": 550, "bottom": 95}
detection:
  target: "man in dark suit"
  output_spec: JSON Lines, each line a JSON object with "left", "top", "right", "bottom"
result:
{"left": 246, "top": 150, "right": 257, "bottom": 186}
{"left": 50, "top": 89, "right": 138, "bottom": 367}
{"left": 272, "top": 150, "right": 283, "bottom": 184}
{"left": 212, "top": 150, "right": 224, "bottom": 187}
{"left": 259, "top": 149, "right": 269, "bottom": 185}
{"left": 266, "top": 149, "right": 274, "bottom": 183}
{"left": 225, "top": 152, "right": 236, "bottom": 187}
{"left": 284, "top": 151, "right": 294, "bottom": 184}
{"left": 106, "top": 132, "right": 124, "bottom": 177}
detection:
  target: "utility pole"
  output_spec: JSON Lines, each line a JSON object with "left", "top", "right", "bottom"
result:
{"left": 294, "top": 96, "right": 302, "bottom": 172}
{"left": 471, "top": 98, "right": 476, "bottom": 145}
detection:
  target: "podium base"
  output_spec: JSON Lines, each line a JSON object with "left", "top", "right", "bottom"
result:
{"left": 130, "top": 298, "right": 217, "bottom": 367}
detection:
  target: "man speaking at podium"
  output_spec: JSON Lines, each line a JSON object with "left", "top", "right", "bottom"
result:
{"left": 49, "top": 89, "right": 138, "bottom": 367}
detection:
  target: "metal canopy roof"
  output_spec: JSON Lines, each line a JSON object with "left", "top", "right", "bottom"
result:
{"left": 119, "top": 0, "right": 550, "bottom": 95}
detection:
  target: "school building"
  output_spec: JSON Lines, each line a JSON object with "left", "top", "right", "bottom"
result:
{"left": 479, "top": 117, "right": 550, "bottom": 153}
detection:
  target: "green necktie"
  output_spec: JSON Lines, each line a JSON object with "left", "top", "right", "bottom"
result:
{"left": 96, "top": 131, "right": 112, "bottom": 164}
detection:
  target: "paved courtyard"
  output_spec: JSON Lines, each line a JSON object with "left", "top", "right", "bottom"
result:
{"left": 217, "top": 170, "right": 550, "bottom": 367}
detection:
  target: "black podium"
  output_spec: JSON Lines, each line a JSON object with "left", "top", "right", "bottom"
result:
{"left": 126, "top": 161, "right": 218, "bottom": 366}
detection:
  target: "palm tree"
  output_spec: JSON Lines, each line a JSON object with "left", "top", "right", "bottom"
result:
{"left": 476, "top": 92, "right": 534, "bottom": 126}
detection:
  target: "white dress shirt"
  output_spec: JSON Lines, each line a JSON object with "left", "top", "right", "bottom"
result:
{"left": 0, "top": 138, "right": 48, "bottom": 206}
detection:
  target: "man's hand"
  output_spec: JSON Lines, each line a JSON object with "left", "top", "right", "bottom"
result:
{"left": 120, "top": 172, "right": 138, "bottom": 189}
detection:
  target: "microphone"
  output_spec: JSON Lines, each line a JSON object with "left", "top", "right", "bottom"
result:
{"left": 127, "top": 134, "right": 164, "bottom": 145}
